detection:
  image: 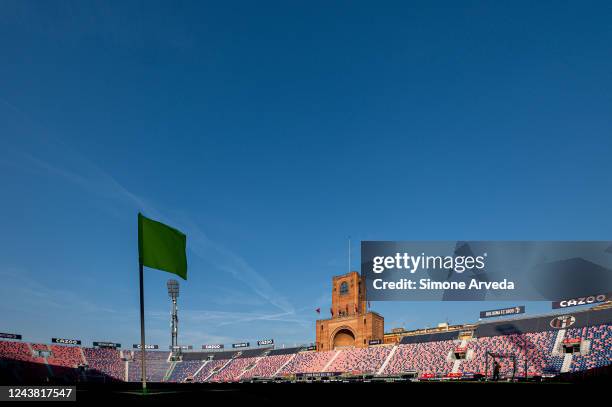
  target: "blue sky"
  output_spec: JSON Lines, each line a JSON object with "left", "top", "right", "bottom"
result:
{"left": 1, "top": 1, "right": 611, "bottom": 349}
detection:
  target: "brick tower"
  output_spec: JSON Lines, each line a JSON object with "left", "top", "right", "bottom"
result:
{"left": 315, "top": 271, "right": 384, "bottom": 351}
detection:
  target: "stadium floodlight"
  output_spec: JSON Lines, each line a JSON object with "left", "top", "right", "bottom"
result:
{"left": 167, "top": 279, "right": 179, "bottom": 299}
{"left": 167, "top": 279, "right": 180, "bottom": 358}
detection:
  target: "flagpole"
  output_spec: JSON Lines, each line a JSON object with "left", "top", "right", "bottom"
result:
{"left": 139, "top": 260, "right": 147, "bottom": 391}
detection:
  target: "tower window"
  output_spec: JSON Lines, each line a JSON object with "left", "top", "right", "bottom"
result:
{"left": 339, "top": 282, "right": 349, "bottom": 296}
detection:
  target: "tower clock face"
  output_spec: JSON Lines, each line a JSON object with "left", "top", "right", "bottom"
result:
{"left": 340, "top": 281, "right": 349, "bottom": 295}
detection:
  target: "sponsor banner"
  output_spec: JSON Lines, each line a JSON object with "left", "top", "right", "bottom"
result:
{"left": 479, "top": 306, "right": 525, "bottom": 319}
{"left": 296, "top": 372, "right": 340, "bottom": 378}
{"left": 170, "top": 345, "right": 193, "bottom": 350}
{"left": 52, "top": 338, "right": 81, "bottom": 345}
{"left": 232, "top": 342, "right": 249, "bottom": 349}
{"left": 362, "top": 241, "right": 612, "bottom": 301}
{"left": 133, "top": 344, "right": 159, "bottom": 349}
{"left": 92, "top": 341, "right": 120, "bottom": 349}
{"left": 368, "top": 339, "right": 383, "bottom": 345}
{"left": 202, "top": 344, "right": 224, "bottom": 350}
{"left": 0, "top": 333, "right": 22, "bottom": 340}
{"left": 552, "top": 293, "right": 611, "bottom": 309}
{"left": 257, "top": 339, "right": 274, "bottom": 346}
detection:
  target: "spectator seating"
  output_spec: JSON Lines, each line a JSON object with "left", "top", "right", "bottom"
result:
{"left": 46, "top": 345, "right": 84, "bottom": 381}
{"left": 278, "top": 350, "right": 335, "bottom": 374}
{"left": 82, "top": 348, "right": 124, "bottom": 381}
{"left": 460, "top": 331, "right": 556, "bottom": 377}
{"left": 0, "top": 341, "right": 49, "bottom": 382}
{"left": 0, "top": 341, "right": 43, "bottom": 363}
{"left": 1, "top": 318, "right": 611, "bottom": 383}
{"left": 208, "top": 357, "right": 257, "bottom": 382}
{"left": 382, "top": 340, "right": 455, "bottom": 376}
{"left": 128, "top": 351, "right": 170, "bottom": 382}
{"left": 192, "top": 359, "right": 226, "bottom": 382}
{"left": 48, "top": 345, "right": 84, "bottom": 368}
{"left": 570, "top": 324, "right": 612, "bottom": 372}
{"left": 167, "top": 360, "right": 204, "bottom": 382}
{"left": 241, "top": 354, "right": 294, "bottom": 379}
{"left": 327, "top": 346, "right": 392, "bottom": 374}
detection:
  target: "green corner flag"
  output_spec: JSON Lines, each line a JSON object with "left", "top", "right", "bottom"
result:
{"left": 138, "top": 213, "right": 187, "bottom": 280}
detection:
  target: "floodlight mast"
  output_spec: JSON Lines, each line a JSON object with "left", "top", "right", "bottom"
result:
{"left": 167, "top": 279, "right": 179, "bottom": 354}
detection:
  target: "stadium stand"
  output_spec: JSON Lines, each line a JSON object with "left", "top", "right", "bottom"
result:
{"left": 208, "top": 357, "right": 257, "bottom": 382}
{"left": 327, "top": 345, "right": 392, "bottom": 374}
{"left": 31, "top": 343, "right": 50, "bottom": 354}
{"left": 0, "top": 341, "right": 49, "bottom": 382}
{"left": 383, "top": 340, "right": 455, "bottom": 376}
{"left": 167, "top": 360, "right": 203, "bottom": 382}
{"left": 241, "top": 353, "right": 294, "bottom": 379}
{"left": 46, "top": 345, "right": 85, "bottom": 381}
{"left": 48, "top": 345, "right": 84, "bottom": 368}
{"left": 460, "top": 331, "right": 556, "bottom": 377}
{"left": 279, "top": 350, "right": 336, "bottom": 374}
{"left": 82, "top": 347, "right": 124, "bottom": 381}
{"left": 0, "top": 341, "right": 45, "bottom": 364}
{"left": 569, "top": 324, "right": 611, "bottom": 372}
{"left": 1, "top": 306, "right": 610, "bottom": 383}
{"left": 192, "top": 359, "right": 227, "bottom": 382}
{"left": 128, "top": 351, "right": 170, "bottom": 382}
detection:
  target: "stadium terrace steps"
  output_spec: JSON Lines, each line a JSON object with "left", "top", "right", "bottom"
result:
{"left": 78, "top": 347, "right": 87, "bottom": 365}
{"left": 239, "top": 353, "right": 294, "bottom": 379}
{"left": 209, "top": 356, "right": 257, "bottom": 382}
{"left": 273, "top": 353, "right": 297, "bottom": 377}
{"left": 195, "top": 360, "right": 226, "bottom": 382}
{"left": 164, "top": 361, "right": 177, "bottom": 382}
{"left": 236, "top": 356, "right": 263, "bottom": 381}
{"left": 561, "top": 354, "right": 573, "bottom": 373}
{"left": 279, "top": 350, "right": 336, "bottom": 375}
{"left": 204, "top": 358, "right": 235, "bottom": 382}
{"left": 190, "top": 360, "right": 210, "bottom": 380}
{"left": 377, "top": 345, "right": 397, "bottom": 375}
{"left": 383, "top": 340, "right": 456, "bottom": 376}
{"left": 552, "top": 329, "right": 567, "bottom": 356}
{"left": 322, "top": 350, "right": 340, "bottom": 372}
